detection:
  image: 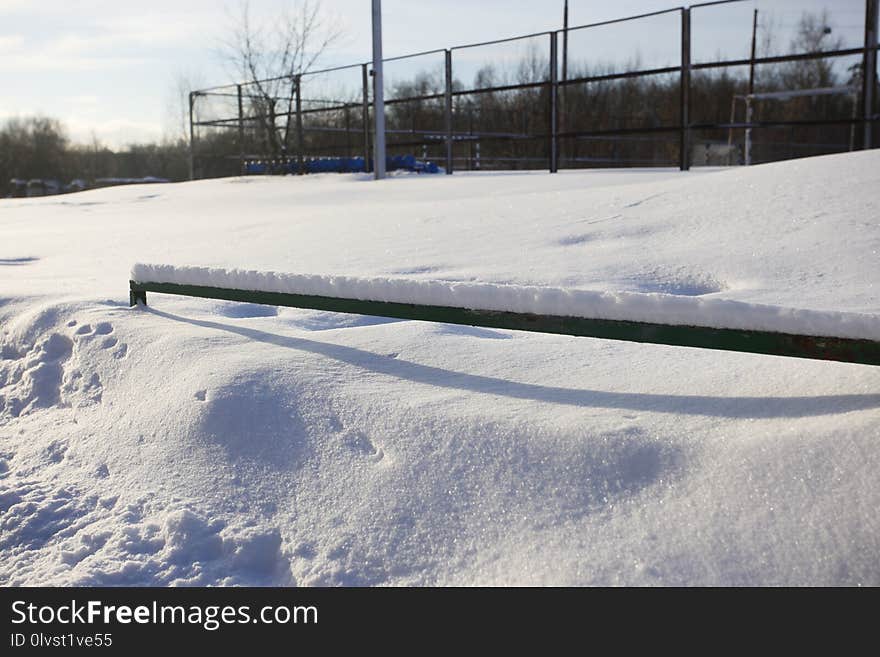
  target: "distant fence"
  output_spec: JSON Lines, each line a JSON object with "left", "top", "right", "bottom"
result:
{"left": 189, "top": 0, "right": 879, "bottom": 178}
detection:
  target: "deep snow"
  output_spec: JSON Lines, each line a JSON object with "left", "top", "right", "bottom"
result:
{"left": 1, "top": 153, "right": 879, "bottom": 586}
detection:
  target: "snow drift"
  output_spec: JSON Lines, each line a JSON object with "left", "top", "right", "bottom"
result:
{"left": 1, "top": 152, "right": 879, "bottom": 586}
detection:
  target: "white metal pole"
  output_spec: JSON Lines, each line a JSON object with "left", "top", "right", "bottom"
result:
{"left": 372, "top": 0, "right": 386, "bottom": 179}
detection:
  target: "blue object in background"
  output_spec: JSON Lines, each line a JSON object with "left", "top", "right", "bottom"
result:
{"left": 244, "top": 154, "right": 439, "bottom": 176}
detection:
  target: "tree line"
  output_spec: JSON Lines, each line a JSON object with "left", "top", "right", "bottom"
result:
{"left": 0, "top": 117, "right": 191, "bottom": 198}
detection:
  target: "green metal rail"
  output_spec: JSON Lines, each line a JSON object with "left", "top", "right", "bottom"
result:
{"left": 129, "top": 280, "right": 880, "bottom": 366}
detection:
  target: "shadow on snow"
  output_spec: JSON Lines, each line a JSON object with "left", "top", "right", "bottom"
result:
{"left": 144, "top": 307, "right": 880, "bottom": 420}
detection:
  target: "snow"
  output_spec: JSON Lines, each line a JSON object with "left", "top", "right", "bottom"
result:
{"left": 1, "top": 153, "right": 879, "bottom": 586}
{"left": 132, "top": 262, "right": 880, "bottom": 340}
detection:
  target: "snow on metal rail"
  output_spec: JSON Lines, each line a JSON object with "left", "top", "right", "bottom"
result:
{"left": 129, "top": 264, "right": 880, "bottom": 366}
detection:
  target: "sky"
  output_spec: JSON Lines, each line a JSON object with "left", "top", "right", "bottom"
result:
{"left": 0, "top": 0, "right": 869, "bottom": 148}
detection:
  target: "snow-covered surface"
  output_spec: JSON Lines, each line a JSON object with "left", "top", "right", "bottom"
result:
{"left": 132, "top": 263, "right": 880, "bottom": 340}
{"left": 1, "top": 153, "right": 879, "bottom": 586}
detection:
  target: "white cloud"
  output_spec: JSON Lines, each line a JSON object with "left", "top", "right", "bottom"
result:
{"left": 0, "top": 51, "right": 140, "bottom": 73}
{"left": 65, "top": 116, "right": 163, "bottom": 148}
{"left": 0, "top": 106, "right": 163, "bottom": 149}
{"left": 65, "top": 95, "right": 101, "bottom": 107}
{"left": 0, "top": 35, "right": 24, "bottom": 52}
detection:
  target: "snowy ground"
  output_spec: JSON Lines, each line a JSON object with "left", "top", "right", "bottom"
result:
{"left": 1, "top": 152, "right": 878, "bottom": 586}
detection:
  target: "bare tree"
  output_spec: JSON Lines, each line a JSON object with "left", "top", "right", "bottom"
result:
{"left": 772, "top": 10, "right": 843, "bottom": 89}
{"left": 166, "top": 69, "right": 207, "bottom": 144}
{"left": 217, "top": 0, "right": 343, "bottom": 157}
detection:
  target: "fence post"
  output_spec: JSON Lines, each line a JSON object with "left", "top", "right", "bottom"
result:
{"left": 680, "top": 7, "right": 691, "bottom": 171}
{"left": 362, "top": 64, "right": 371, "bottom": 173}
{"left": 864, "top": 0, "right": 879, "bottom": 149}
{"left": 562, "top": 0, "right": 569, "bottom": 83}
{"left": 445, "top": 49, "right": 454, "bottom": 174}
{"left": 344, "top": 104, "right": 352, "bottom": 156}
{"left": 237, "top": 84, "right": 245, "bottom": 176}
{"left": 295, "top": 75, "right": 304, "bottom": 175}
{"left": 371, "top": 0, "right": 387, "bottom": 179}
{"left": 283, "top": 76, "right": 296, "bottom": 156}
{"left": 550, "top": 31, "right": 559, "bottom": 173}
{"left": 188, "top": 91, "right": 196, "bottom": 180}
{"left": 745, "top": 97, "right": 753, "bottom": 165}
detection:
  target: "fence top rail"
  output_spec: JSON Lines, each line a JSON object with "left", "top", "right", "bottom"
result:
{"left": 194, "top": 83, "right": 239, "bottom": 94}
{"left": 196, "top": 91, "right": 241, "bottom": 98}
{"left": 562, "top": 6, "right": 684, "bottom": 34}
{"left": 382, "top": 48, "right": 447, "bottom": 63}
{"left": 299, "top": 61, "right": 370, "bottom": 79}
{"left": 201, "top": 61, "right": 369, "bottom": 95}
{"left": 688, "top": 0, "right": 749, "bottom": 10}
{"left": 449, "top": 29, "right": 553, "bottom": 52}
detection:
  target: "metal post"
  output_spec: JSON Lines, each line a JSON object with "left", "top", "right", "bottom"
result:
{"left": 863, "top": 0, "right": 878, "bottom": 149}
{"left": 562, "top": 0, "right": 569, "bottom": 83}
{"left": 679, "top": 8, "right": 691, "bottom": 171}
{"left": 727, "top": 96, "right": 737, "bottom": 146}
{"left": 362, "top": 64, "right": 371, "bottom": 173}
{"left": 188, "top": 91, "right": 196, "bottom": 180}
{"left": 283, "top": 77, "right": 296, "bottom": 156}
{"left": 745, "top": 97, "right": 753, "bottom": 165}
{"left": 748, "top": 9, "right": 758, "bottom": 96}
{"left": 745, "top": 8, "right": 758, "bottom": 165}
{"left": 850, "top": 88, "right": 858, "bottom": 151}
{"left": 445, "top": 49, "right": 453, "bottom": 174}
{"left": 468, "top": 111, "right": 474, "bottom": 170}
{"left": 345, "top": 104, "right": 352, "bottom": 156}
{"left": 295, "top": 76, "right": 304, "bottom": 175}
{"left": 129, "top": 288, "right": 146, "bottom": 307}
{"left": 550, "top": 31, "right": 558, "bottom": 173}
{"left": 237, "top": 85, "right": 245, "bottom": 176}
{"left": 371, "top": 0, "right": 386, "bottom": 179}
